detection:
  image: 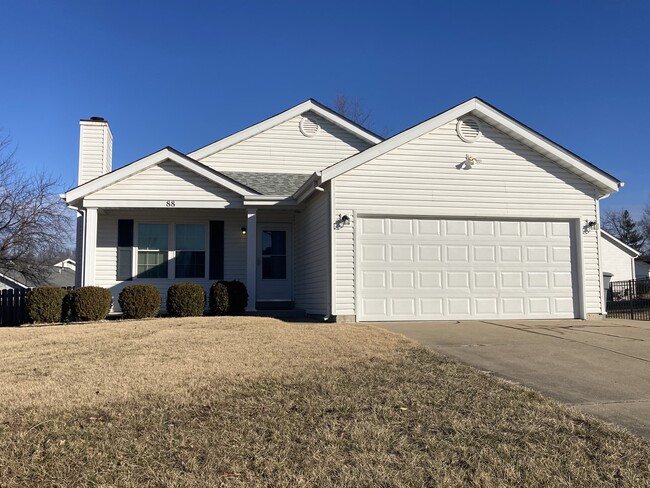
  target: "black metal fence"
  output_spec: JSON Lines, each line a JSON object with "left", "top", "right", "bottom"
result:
{"left": 606, "top": 278, "right": 650, "bottom": 320}
{"left": 0, "top": 288, "right": 29, "bottom": 326}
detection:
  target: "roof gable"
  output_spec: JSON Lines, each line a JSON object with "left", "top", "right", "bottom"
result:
{"left": 320, "top": 98, "right": 622, "bottom": 196}
{"left": 187, "top": 99, "right": 383, "bottom": 162}
{"left": 601, "top": 230, "right": 641, "bottom": 257}
{"left": 65, "top": 147, "right": 255, "bottom": 204}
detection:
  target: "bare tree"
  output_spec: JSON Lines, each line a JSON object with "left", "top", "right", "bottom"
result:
{"left": 334, "top": 94, "right": 373, "bottom": 127}
{"left": 0, "top": 134, "right": 72, "bottom": 283}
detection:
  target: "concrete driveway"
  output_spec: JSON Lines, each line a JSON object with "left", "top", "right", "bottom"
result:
{"left": 373, "top": 319, "right": 650, "bottom": 439}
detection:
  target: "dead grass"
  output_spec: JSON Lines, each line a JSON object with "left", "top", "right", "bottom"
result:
{"left": 1, "top": 317, "right": 649, "bottom": 487}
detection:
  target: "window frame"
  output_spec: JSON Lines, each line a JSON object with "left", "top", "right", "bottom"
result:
{"left": 136, "top": 223, "right": 170, "bottom": 279}
{"left": 174, "top": 223, "right": 208, "bottom": 279}
{"left": 128, "top": 221, "right": 212, "bottom": 281}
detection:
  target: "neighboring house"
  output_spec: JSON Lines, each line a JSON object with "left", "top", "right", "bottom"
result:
{"left": 0, "top": 260, "right": 76, "bottom": 291}
{"left": 64, "top": 98, "right": 623, "bottom": 321}
{"left": 599, "top": 230, "right": 640, "bottom": 300}
{"left": 635, "top": 260, "right": 650, "bottom": 280}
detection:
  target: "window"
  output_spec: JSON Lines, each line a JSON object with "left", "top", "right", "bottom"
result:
{"left": 137, "top": 224, "right": 168, "bottom": 278}
{"left": 175, "top": 224, "right": 205, "bottom": 278}
{"left": 261, "top": 230, "right": 286, "bottom": 279}
{"left": 117, "top": 219, "right": 133, "bottom": 281}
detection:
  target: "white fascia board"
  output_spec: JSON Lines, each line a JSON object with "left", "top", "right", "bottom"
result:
{"left": 472, "top": 100, "right": 621, "bottom": 194}
{"left": 600, "top": 229, "right": 641, "bottom": 257}
{"left": 293, "top": 172, "right": 322, "bottom": 203}
{"left": 82, "top": 199, "right": 243, "bottom": 209}
{"left": 243, "top": 195, "right": 297, "bottom": 206}
{"left": 65, "top": 148, "right": 255, "bottom": 203}
{"left": 308, "top": 104, "right": 383, "bottom": 145}
{"left": 0, "top": 273, "right": 28, "bottom": 289}
{"left": 187, "top": 100, "right": 382, "bottom": 161}
{"left": 321, "top": 99, "right": 477, "bottom": 182}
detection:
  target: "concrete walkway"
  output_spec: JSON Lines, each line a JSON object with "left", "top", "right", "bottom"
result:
{"left": 373, "top": 319, "right": 650, "bottom": 439}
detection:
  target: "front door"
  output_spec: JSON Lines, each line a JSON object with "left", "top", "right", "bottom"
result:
{"left": 256, "top": 223, "right": 293, "bottom": 302}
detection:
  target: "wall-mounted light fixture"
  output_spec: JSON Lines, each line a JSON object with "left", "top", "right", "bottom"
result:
{"left": 335, "top": 214, "right": 351, "bottom": 229}
{"left": 463, "top": 154, "right": 481, "bottom": 169}
{"left": 314, "top": 185, "right": 325, "bottom": 192}
{"left": 584, "top": 220, "right": 598, "bottom": 233}
{"left": 241, "top": 226, "right": 247, "bottom": 236}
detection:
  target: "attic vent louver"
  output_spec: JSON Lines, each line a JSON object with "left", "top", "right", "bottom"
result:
{"left": 456, "top": 117, "right": 481, "bottom": 143}
{"left": 299, "top": 115, "right": 320, "bottom": 137}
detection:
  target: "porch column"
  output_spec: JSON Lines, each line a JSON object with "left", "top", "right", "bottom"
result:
{"left": 83, "top": 207, "right": 98, "bottom": 286}
{"left": 246, "top": 209, "right": 257, "bottom": 311}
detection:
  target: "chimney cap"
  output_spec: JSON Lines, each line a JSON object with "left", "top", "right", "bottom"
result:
{"left": 80, "top": 116, "right": 108, "bottom": 123}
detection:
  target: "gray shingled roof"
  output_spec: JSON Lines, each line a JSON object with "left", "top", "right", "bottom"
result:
{"left": 0, "top": 266, "right": 75, "bottom": 288}
{"left": 221, "top": 172, "right": 311, "bottom": 196}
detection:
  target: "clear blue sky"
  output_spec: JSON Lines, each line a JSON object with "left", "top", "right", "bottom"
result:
{"left": 2, "top": 1, "right": 649, "bottom": 217}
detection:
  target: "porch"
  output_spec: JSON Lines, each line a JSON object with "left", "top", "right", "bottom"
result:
{"left": 79, "top": 206, "right": 329, "bottom": 316}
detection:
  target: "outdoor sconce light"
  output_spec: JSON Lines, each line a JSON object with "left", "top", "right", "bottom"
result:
{"left": 463, "top": 154, "right": 481, "bottom": 169}
{"left": 335, "top": 214, "right": 351, "bottom": 229}
{"left": 241, "top": 227, "right": 247, "bottom": 236}
{"left": 583, "top": 220, "right": 598, "bottom": 233}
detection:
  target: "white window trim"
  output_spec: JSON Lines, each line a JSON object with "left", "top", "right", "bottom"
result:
{"left": 131, "top": 221, "right": 210, "bottom": 281}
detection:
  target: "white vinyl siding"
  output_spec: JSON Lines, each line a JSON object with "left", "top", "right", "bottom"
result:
{"left": 85, "top": 161, "right": 242, "bottom": 206}
{"left": 294, "top": 188, "right": 330, "bottom": 315}
{"left": 78, "top": 121, "right": 112, "bottom": 185}
{"left": 334, "top": 118, "right": 602, "bottom": 317}
{"left": 199, "top": 112, "right": 371, "bottom": 174}
{"left": 601, "top": 235, "right": 636, "bottom": 282}
{"left": 96, "top": 209, "right": 247, "bottom": 312}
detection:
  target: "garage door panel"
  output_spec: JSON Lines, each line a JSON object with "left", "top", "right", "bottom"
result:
{"left": 417, "top": 219, "right": 441, "bottom": 235}
{"left": 358, "top": 217, "right": 578, "bottom": 321}
{"left": 419, "top": 245, "right": 441, "bottom": 262}
{"left": 419, "top": 271, "right": 442, "bottom": 288}
{"left": 391, "top": 271, "right": 415, "bottom": 289}
{"left": 390, "top": 244, "right": 414, "bottom": 262}
{"left": 361, "top": 244, "right": 385, "bottom": 262}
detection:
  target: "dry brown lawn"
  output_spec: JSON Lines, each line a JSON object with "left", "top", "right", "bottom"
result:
{"left": 1, "top": 316, "right": 649, "bottom": 487}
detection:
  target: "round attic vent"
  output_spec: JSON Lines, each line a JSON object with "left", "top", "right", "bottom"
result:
{"left": 456, "top": 117, "right": 481, "bottom": 143}
{"left": 299, "top": 116, "right": 320, "bottom": 137}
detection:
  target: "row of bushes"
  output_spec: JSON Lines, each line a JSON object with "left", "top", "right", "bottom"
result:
{"left": 26, "top": 286, "right": 112, "bottom": 324}
{"left": 25, "top": 280, "right": 249, "bottom": 324}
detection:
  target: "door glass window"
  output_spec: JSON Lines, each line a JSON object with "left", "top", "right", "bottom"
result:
{"left": 262, "top": 230, "right": 286, "bottom": 279}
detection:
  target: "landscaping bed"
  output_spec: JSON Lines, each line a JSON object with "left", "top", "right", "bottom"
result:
{"left": 0, "top": 317, "right": 649, "bottom": 486}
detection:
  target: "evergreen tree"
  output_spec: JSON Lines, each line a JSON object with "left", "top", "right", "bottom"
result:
{"left": 618, "top": 210, "right": 645, "bottom": 252}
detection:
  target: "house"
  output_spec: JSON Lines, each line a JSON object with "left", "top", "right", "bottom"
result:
{"left": 635, "top": 260, "right": 650, "bottom": 280}
{"left": 0, "top": 260, "right": 76, "bottom": 291}
{"left": 64, "top": 98, "right": 623, "bottom": 321}
{"left": 599, "top": 230, "right": 640, "bottom": 300}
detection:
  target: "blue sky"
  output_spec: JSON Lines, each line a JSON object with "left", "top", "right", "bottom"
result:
{"left": 2, "top": 1, "right": 649, "bottom": 217}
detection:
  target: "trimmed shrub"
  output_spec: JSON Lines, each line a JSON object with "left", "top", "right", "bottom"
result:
{"left": 118, "top": 284, "right": 161, "bottom": 319}
{"left": 166, "top": 283, "right": 205, "bottom": 317}
{"left": 71, "top": 286, "right": 112, "bottom": 322}
{"left": 209, "top": 281, "right": 229, "bottom": 315}
{"left": 208, "top": 280, "right": 248, "bottom": 315}
{"left": 61, "top": 289, "right": 74, "bottom": 323}
{"left": 26, "top": 287, "right": 67, "bottom": 323}
{"left": 226, "top": 280, "right": 248, "bottom": 315}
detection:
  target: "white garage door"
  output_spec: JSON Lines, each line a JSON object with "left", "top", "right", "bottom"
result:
{"left": 357, "top": 217, "right": 578, "bottom": 321}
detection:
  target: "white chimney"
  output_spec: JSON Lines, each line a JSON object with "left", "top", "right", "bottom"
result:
{"left": 78, "top": 116, "right": 112, "bottom": 185}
